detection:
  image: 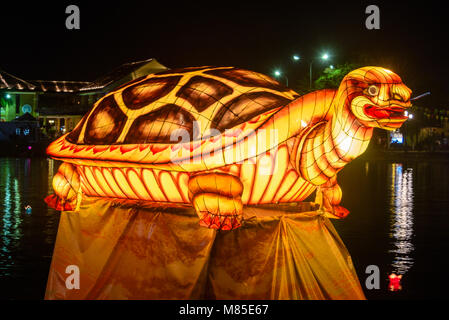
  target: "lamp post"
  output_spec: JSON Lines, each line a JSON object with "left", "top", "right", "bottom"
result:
{"left": 274, "top": 70, "right": 288, "bottom": 87}
{"left": 291, "top": 52, "right": 331, "bottom": 89}
{"left": 309, "top": 53, "right": 330, "bottom": 89}
{"left": 274, "top": 52, "right": 331, "bottom": 89}
{"left": 274, "top": 55, "right": 303, "bottom": 86}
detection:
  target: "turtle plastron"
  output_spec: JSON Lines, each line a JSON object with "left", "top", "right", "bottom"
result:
{"left": 188, "top": 172, "right": 243, "bottom": 230}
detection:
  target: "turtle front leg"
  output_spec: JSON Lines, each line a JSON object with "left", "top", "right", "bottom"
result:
{"left": 188, "top": 172, "right": 243, "bottom": 230}
{"left": 315, "top": 176, "right": 349, "bottom": 218}
{"left": 45, "top": 162, "right": 82, "bottom": 211}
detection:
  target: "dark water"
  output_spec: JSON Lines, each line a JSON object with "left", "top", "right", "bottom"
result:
{"left": 0, "top": 156, "right": 448, "bottom": 300}
{"left": 335, "top": 157, "right": 449, "bottom": 299}
{"left": 0, "top": 158, "right": 60, "bottom": 300}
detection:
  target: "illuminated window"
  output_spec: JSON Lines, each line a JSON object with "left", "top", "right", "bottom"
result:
{"left": 391, "top": 131, "right": 403, "bottom": 144}
{"left": 16, "top": 128, "right": 21, "bottom": 135}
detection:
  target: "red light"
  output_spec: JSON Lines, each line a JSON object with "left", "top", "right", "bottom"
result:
{"left": 388, "top": 273, "right": 402, "bottom": 291}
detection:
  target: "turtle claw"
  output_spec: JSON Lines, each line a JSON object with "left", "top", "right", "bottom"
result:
{"left": 193, "top": 193, "right": 243, "bottom": 230}
{"left": 45, "top": 194, "right": 75, "bottom": 211}
{"left": 188, "top": 172, "right": 244, "bottom": 231}
{"left": 332, "top": 205, "right": 350, "bottom": 218}
{"left": 199, "top": 213, "right": 242, "bottom": 230}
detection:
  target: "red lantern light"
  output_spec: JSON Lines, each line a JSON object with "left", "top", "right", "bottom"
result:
{"left": 388, "top": 273, "right": 402, "bottom": 291}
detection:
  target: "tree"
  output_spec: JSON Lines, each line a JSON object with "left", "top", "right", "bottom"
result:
{"left": 314, "top": 63, "right": 361, "bottom": 90}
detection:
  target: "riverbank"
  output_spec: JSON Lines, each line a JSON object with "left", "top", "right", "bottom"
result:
{"left": 360, "top": 148, "right": 449, "bottom": 162}
{"left": 0, "top": 140, "right": 50, "bottom": 157}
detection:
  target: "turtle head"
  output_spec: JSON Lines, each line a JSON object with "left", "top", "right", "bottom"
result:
{"left": 338, "top": 66, "right": 412, "bottom": 131}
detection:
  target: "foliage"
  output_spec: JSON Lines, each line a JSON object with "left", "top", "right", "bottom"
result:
{"left": 314, "top": 63, "right": 361, "bottom": 89}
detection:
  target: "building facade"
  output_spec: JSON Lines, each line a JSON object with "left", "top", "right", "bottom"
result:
{"left": 0, "top": 58, "right": 167, "bottom": 144}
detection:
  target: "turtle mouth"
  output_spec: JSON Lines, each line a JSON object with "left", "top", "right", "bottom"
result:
{"left": 363, "top": 104, "right": 409, "bottom": 120}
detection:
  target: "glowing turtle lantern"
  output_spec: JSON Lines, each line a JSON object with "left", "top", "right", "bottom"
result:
{"left": 46, "top": 66, "right": 412, "bottom": 230}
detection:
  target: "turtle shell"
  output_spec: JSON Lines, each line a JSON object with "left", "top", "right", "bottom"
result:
{"left": 66, "top": 66, "right": 299, "bottom": 146}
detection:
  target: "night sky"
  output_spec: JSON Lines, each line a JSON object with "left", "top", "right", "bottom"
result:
{"left": 1, "top": 1, "right": 448, "bottom": 107}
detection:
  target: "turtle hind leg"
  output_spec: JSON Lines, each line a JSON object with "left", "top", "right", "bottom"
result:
{"left": 188, "top": 172, "right": 243, "bottom": 230}
{"left": 315, "top": 177, "right": 349, "bottom": 219}
{"left": 45, "top": 162, "right": 82, "bottom": 211}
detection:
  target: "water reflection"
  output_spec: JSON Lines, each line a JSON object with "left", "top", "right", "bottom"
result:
{"left": 1, "top": 162, "right": 24, "bottom": 274}
{"left": 47, "top": 158, "right": 54, "bottom": 195}
{"left": 0, "top": 158, "right": 59, "bottom": 284}
{"left": 389, "top": 163, "right": 414, "bottom": 276}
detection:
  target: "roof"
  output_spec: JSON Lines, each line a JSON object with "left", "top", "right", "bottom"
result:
{"left": 30, "top": 80, "right": 92, "bottom": 93}
{"left": 14, "top": 112, "right": 38, "bottom": 122}
{"left": 0, "top": 69, "right": 36, "bottom": 91}
{"left": 78, "top": 58, "right": 167, "bottom": 92}
{"left": 0, "top": 58, "right": 168, "bottom": 94}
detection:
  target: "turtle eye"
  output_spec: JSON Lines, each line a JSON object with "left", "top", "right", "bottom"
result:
{"left": 367, "top": 85, "right": 379, "bottom": 96}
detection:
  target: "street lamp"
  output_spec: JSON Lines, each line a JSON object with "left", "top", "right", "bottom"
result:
{"left": 273, "top": 69, "right": 288, "bottom": 87}
{"left": 5, "top": 94, "right": 11, "bottom": 99}
{"left": 309, "top": 52, "right": 331, "bottom": 89}
{"left": 276, "top": 52, "right": 332, "bottom": 88}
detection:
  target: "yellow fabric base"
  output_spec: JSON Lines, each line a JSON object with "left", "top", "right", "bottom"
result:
{"left": 45, "top": 198, "right": 365, "bottom": 300}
